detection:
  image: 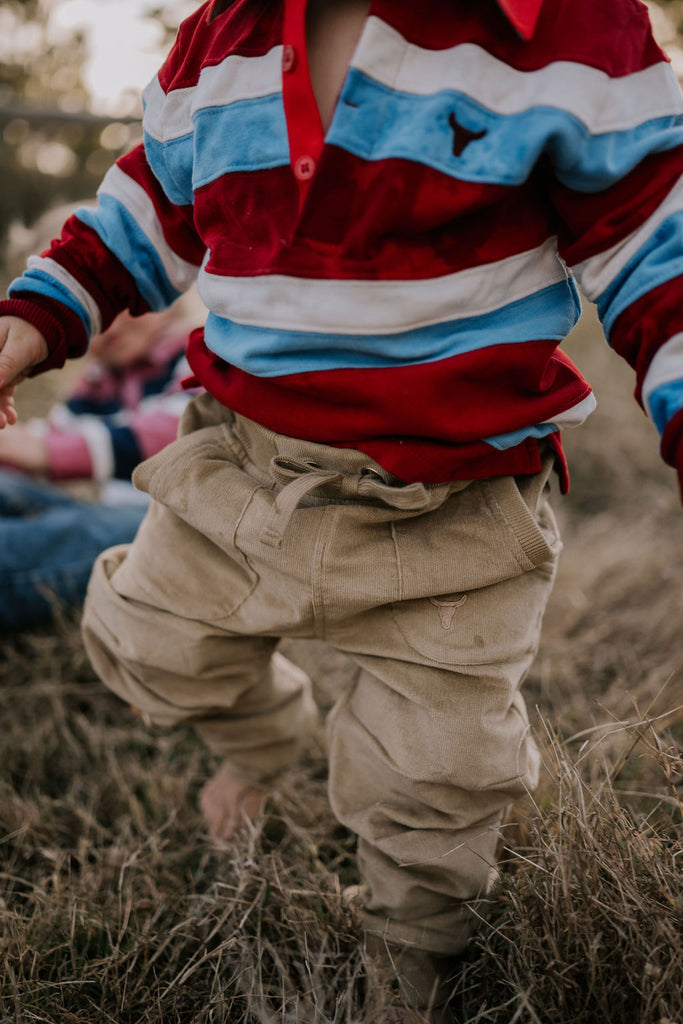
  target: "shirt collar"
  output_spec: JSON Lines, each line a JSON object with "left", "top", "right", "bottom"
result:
{"left": 495, "top": 0, "right": 544, "bottom": 40}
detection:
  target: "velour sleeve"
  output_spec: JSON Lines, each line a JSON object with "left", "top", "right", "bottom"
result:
{"left": 540, "top": 1, "right": 683, "bottom": 494}
{"left": 0, "top": 7, "right": 209, "bottom": 375}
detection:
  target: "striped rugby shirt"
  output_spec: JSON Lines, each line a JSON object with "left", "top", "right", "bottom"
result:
{"left": 5, "top": 0, "right": 683, "bottom": 488}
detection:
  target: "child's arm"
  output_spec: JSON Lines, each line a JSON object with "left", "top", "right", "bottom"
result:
{"left": 539, "top": 0, "right": 683, "bottom": 491}
{"left": 0, "top": 6, "right": 210, "bottom": 406}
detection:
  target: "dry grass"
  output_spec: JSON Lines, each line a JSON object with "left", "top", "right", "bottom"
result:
{"left": 0, "top": 629, "right": 368, "bottom": 1024}
{"left": 454, "top": 721, "right": 683, "bottom": 1024}
{"left": 0, "top": 628, "right": 681, "bottom": 1023}
{"left": 1, "top": 306, "right": 683, "bottom": 1022}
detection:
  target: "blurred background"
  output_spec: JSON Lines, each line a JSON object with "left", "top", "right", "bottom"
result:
{"left": 0, "top": 0, "right": 197, "bottom": 253}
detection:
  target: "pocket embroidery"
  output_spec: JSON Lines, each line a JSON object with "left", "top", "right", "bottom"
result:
{"left": 429, "top": 594, "right": 467, "bottom": 629}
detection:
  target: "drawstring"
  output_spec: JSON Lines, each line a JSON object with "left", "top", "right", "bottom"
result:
{"left": 260, "top": 455, "right": 446, "bottom": 548}
{"left": 356, "top": 473, "right": 434, "bottom": 509}
{"left": 261, "top": 463, "right": 343, "bottom": 548}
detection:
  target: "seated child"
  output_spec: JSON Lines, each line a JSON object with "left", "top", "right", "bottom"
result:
{"left": 0, "top": 305, "right": 198, "bottom": 630}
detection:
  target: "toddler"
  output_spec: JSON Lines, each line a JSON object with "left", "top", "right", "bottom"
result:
{"left": 1, "top": 0, "right": 683, "bottom": 1016}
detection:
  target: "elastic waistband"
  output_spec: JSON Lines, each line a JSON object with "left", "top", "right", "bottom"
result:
{"left": 230, "top": 411, "right": 433, "bottom": 487}
{"left": 225, "top": 411, "right": 469, "bottom": 546}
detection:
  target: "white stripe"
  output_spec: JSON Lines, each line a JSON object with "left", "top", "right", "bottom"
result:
{"left": 354, "top": 17, "right": 683, "bottom": 131}
{"left": 550, "top": 392, "right": 597, "bottom": 429}
{"left": 198, "top": 238, "right": 568, "bottom": 335}
{"left": 142, "top": 45, "right": 284, "bottom": 143}
{"left": 642, "top": 332, "right": 683, "bottom": 417}
{"left": 99, "top": 165, "right": 202, "bottom": 293}
{"left": 27, "top": 255, "right": 103, "bottom": 337}
{"left": 573, "top": 173, "right": 683, "bottom": 300}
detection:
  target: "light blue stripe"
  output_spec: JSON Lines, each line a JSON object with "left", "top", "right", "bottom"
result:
{"left": 77, "top": 196, "right": 181, "bottom": 312}
{"left": 144, "top": 93, "right": 289, "bottom": 203}
{"left": 328, "top": 70, "right": 683, "bottom": 192}
{"left": 202, "top": 280, "right": 580, "bottom": 376}
{"left": 192, "top": 93, "right": 290, "bottom": 187}
{"left": 8, "top": 269, "right": 91, "bottom": 334}
{"left": 483, "top": 422, "right": 558, "bottom": 451}
{"left": 646, "top": 378, "right": 683, "bottom": 433}
{"left": 597, "top": 211, "right": 683, "bottom": 338}
{"left": 144, "top": 131, "right": 194, "bottom": 206}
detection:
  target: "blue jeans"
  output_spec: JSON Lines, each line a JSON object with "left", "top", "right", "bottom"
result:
{"left": 0, "top": 468, "right": 146, "bottom": 631}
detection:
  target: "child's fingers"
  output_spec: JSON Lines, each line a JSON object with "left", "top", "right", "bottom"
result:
{"left": 0, "top": 318, "right": 49, "bottom": 418}
{"left": 0, "top": 336, "right": 43, "bottom": 387}
{"left": 0, "top": 388, "right": 18, "bottom": 429}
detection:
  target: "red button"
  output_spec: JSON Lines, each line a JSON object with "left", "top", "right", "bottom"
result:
{"left": 294, "top": 155, "right": 316, "bottom": 180}
{"left": 282, "top": 44, "right": 297, "bottom": 73}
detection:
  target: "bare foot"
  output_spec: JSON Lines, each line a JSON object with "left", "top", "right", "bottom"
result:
{"left": 199, "top": 760, "right": 267, "bottom": 842}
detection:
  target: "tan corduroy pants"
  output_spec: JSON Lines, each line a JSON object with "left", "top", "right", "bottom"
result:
{"left": 82, "top": 393, "right": 560, "bottom": 959}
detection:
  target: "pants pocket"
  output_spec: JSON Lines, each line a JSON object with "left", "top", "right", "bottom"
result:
{"left": 115, "top": 424, "right": 261, "bottom": 622}
{"left": 390, "top": 465, "right": 560, "bottom": 666}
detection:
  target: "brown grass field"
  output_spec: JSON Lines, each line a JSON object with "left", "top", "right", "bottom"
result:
{"left": 1, "top": 305, "right": 682, "bottom": 1022}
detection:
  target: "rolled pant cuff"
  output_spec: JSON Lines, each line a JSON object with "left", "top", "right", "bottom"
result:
{"left": 360, "top": 904, "right": 479, "bottom": 958}
{"left": 195, "top": 685, "right": 321, "bottom": 783}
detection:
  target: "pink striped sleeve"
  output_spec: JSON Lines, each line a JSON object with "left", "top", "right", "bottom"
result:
{"left": 46, "top": 429, "right": 94, "bottom": 480}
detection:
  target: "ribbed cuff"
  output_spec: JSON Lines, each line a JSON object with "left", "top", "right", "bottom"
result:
{"left": 0, "top": 296, "right": 88, "bottom": 375}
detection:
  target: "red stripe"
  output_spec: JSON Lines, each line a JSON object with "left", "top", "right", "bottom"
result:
{"left": 157, "top": 0, "right": 666, "bottom": 99}
{"left": 371, "top": 0, "right": 665, "bottom": 74}
{"left": 197, "top": 161, "right": 554, "bottom": 277}
{"left": 552, "top": 146, "right": 683, "bottom": 267}
{"left": 48, "top": 216, "right": 151, "bottom": 329}
{"left": 609, "top": 275, "right": 683, "bottom": 403}
{"left": 118, "top": 147, "right": 206, "bottom": 267}
{"left": 195, "top": 166, "right": 298, "bottom": 267}
{"left": 158, "top": 0, "right": 282, "bottom": 93}
{"left": 528, "top": 0, "right": 667, "bottom": 74}
{"left": 187, "top": 329, "right": 589, "bottom": 482}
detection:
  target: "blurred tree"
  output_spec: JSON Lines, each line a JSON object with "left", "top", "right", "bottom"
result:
{"left": 0, "top": 0, "right": 143, "bottom": 246}
{"left": 0, "top": 0, "right": 195, "bottom": 254}
{"left": 647, "top": 0, "right": 683, "bottom": 68}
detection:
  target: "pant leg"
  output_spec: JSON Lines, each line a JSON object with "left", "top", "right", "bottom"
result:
{"left": 0, "top": 468, "right": 146, "bottom": 630}
{"left": 81, "top": 406, "right": 318, "bottom": 780}
{"left": 0, "top": 466, "right": 77, "bottom": 514}
{"left": 322, "top": 462, "right": 560, "bottom": 966}
{"left": 81, "top": 397, "right": 559, "bottom": 968}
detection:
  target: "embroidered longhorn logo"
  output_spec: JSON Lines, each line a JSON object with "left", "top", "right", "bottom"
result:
{"left": 448, "top": 112, "right": 487, "bottom": 157}
{"left": 429, "top": 594, "right": 467, "bottom": 630}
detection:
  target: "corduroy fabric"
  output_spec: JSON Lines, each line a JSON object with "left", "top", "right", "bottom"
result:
{"left": 82, "top": 392, "right": 560, "bottom": 955}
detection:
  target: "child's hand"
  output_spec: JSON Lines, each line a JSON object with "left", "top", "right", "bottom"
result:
{"left": 0, "top": 316, "right": 49, "bottom": 429}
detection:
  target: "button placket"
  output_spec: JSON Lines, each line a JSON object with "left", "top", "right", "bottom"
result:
{"left": 281, "top": 0, "right": 323, "bottom": 203}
